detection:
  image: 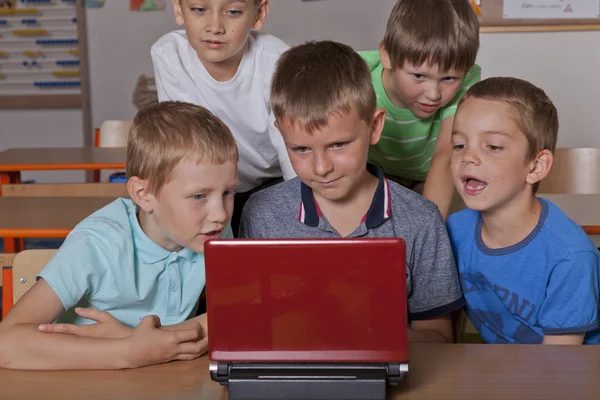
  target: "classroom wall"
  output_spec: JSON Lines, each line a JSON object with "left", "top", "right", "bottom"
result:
{"left": 1, "top": 0, "right": 599, "bottom": 183}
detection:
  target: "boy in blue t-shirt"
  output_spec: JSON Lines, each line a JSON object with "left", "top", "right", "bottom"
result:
{"left": 447, "top": 77, "right": 600, "bottom": 345}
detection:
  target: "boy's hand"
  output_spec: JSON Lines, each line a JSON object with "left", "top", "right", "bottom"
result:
{"left": 125, "top": 315, "right": 208, "bottom": 368}
{"left": 38, "top": 307, "right": 133, "bottom": 339}
{"left": 159, "top": 313, "right": 209, "bottom": 357}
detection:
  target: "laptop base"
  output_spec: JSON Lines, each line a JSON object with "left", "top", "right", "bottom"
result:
{"left": 210, "top": 362, "right": 409, "bottom": 400}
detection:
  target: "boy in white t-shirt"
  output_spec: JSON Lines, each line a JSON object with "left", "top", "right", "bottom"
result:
{"left": 151, "top": 0, "right": 295, "bottom": 234}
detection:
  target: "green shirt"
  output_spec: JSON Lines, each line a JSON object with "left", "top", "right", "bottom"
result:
{"left": 360, "top": 51, "right": 481, "bottom": 181}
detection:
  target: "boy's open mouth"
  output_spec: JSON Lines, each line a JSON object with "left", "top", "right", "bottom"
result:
{"left": 202, "top": 230, "right": 222, "bottom": 238}
{"left": 463, "top": 177, "right": 487, "bottom": 196}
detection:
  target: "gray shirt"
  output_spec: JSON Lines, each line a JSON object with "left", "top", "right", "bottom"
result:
{"left": 240, "top": 165, "right": 464, "bottom": 320}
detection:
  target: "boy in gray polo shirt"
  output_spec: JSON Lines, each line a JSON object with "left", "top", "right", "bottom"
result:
{"left": 239, "top": 40, "right": 464, "bottom": 343}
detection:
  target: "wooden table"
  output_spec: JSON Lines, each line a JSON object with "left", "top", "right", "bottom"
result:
{"left": 0, "top": 197, "right": 116, "bottom": 239}
{"left": 0, "top": 147, "right": 126, "bottom": 184}
{"left": 0, "top": 147, "right": 124, "bottom": 252}
{"left": 0, "top": 343, "right": 598, "bottom": 400}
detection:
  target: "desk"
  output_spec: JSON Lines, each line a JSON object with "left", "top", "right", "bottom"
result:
{"left": 0, "top": 147, "right": 124, "bottom": 252}
{"left": 0, "top": 197, "right": 116, "bottom": 239}
{"left": 0, "top": 343, "right": 598, "bottom": 399}
{"left": 0, "top": 147, "right": 126, "bottom": 184}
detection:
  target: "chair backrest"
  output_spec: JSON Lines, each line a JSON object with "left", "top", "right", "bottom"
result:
{"left": 0, "top": 254, "right": 17, "bottom": 288}
{"left": 12, "top": 250, "right": 57, "bottom": 304}
{"left": 98, "top": 120, "right": 132, "bottom": 148}
{"left": 538, "top": 148, "right": 600, "bottom": 194}
{"left": 0, "top": 183, "right": 128, "bottom": 197}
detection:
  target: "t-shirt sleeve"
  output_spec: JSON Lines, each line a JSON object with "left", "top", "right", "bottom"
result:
{"left": 267, "top": 112, "right": 296, "bottom": 181}
{"left": 409, "top": 207, "right": 465, "bottom": 320}
{"left": 538, "top": 251, "right": 599, "bottom": 335}
{"left": 440, "top": 64, "right": 482, "bottom": 120}
{"left": 37, "top": 230, "right": 111, "bottom": 312}
{"left": 151, "top": 46, "right": 192, "bottom": 103}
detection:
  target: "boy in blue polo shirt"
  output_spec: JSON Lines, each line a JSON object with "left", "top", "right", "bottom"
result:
{"left": 447, "top": 77, "right": 600, "bottom": 344}
{"left": 0, "top": 101, "right": 238, "bottom": 369}
{"left": 240, "top": 41, "right": 464, "bottom": 343}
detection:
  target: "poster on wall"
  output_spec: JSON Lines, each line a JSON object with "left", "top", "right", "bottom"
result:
{"left": 130, "top": 0, "right": 166, "bottom": 11}
{"left": 0, "top": 0, "right": 15, "bottom": 9}
{"left": 503, "top": 0, "right": 600, "bottom": 19}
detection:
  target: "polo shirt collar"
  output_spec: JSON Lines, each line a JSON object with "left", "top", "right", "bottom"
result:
{"left": 298, "top": 163, "right": 392, "bottom": 229}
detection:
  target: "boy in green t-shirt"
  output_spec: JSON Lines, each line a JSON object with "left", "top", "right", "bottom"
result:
{"left": 360, "top": 0, "right": 481, "bottom": 219}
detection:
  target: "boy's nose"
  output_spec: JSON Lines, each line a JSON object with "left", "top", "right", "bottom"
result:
{"left": 313, "top": 153, "right": 334, "bottom": 177}
{"left": 209, "top": 200, "right": 228, "bottom": 223}
{"left": 206, "top": 14, "right": 225, "bottom": 34}
{"left": 425, "top": 85, "right": 442, "bottom": 102}
{"left": 461, "top": 148, "right": 480, "bottom": 165}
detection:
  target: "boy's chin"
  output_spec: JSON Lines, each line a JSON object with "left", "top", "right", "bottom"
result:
{"left": 457, "top": 192, "right": 489, "bottom": 212}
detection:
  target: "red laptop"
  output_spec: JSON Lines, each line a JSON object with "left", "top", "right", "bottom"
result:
{"left": 204, "top": 238, "right": 409, "bottom": 400}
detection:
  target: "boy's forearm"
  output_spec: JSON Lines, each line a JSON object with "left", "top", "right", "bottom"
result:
{"left": 0, "top": 324, "right": 131, "bottom": 370}
{"left": 422, "top": 156, "right": 455, "bottom": 220}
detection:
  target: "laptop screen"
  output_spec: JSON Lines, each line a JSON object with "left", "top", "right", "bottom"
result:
{"left": 205, "top": 238, "right": 408, "bottom": 363}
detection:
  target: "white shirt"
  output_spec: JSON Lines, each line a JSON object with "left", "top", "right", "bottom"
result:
{"left": 151, "top": 30, "right": 296, "bottom": 193}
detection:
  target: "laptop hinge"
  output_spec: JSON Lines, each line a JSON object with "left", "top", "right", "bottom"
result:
{"left": 210, "top": 362, "right": 409, "bottom": 400}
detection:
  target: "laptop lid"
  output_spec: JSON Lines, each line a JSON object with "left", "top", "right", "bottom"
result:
{"left": 205, "top": 238, "right": 408, "bottom": 364}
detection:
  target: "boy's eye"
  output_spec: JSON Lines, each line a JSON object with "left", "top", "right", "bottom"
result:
{"left": 412, "top": 74, "right": 425, "bottom": 80}
{"left": 452, "top": 144, "right": 465, "bottom": 151}
{"left": 192, "top": 194, "right": 206, "bottom": 200}
{"left": 331, "top": 142, "right": 347, "bottom": 149}
{"left": 226, "top": 10, "right": 242, "bottom": 16}
{"left": 224, "top": 190, "right": 235, "bottom": 197}
{"left": 487, "top": 145, "right": 503, "bottom": 152}
{"left": 293, "top": 147, "right": 309, "bottom": 153}
{"left": 443, "top": 77, "right": 458, "bottom": 82}
{"left": 190, "top": 7, "right": 206, "bottom": 13}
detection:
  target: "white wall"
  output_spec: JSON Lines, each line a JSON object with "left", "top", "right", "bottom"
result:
{"left": 478, "top": 31, "right": 600, "bottom": 148}
{"left": 86, "top": 1, "right": 178, "bottom": 128}
{"left": 1, "top": 0, "right": 599, "bottom": 183}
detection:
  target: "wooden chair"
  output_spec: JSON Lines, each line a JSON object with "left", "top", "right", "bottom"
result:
{"left": 1, "top": 250, "right": 56, "bottom": 319}
{"left": 0, "top": 183, "right": 128, "bottom": 197}
{"left": 0, "top": 253, "right": 17, "bottom": 320}
{"left": 93, "top": 120, "right": 132, "bottom": 182}
{"left": 538, "top": 148, "right": 600, "bottom": 194}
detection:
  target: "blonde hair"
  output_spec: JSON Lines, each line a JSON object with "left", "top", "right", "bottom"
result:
{"left": 126, "top": 101, "right": 238, "bottom": 195}
{"left": 271, "top": 40, "right": 376, "bottom": 134}
{"left": 459, "top": 77, "right": 558, "bottom": 192}
{"left": 383, "top": 0, "right": 479, "bottom": 72}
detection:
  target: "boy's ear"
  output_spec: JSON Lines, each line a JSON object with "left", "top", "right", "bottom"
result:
{"left": 526, "top": 149, "right": 553, "bottom": 186}
{"left": 369, "top": 108, "right": 386, "bottom": 146}
{"left": 379, "top": 42, "right": 393, "bottom": 70}
{"left": 253, "top": 0, "right": 269, "bottom": 31}
{"left": 128, "top": 177, "right": 155, "bottom": 213}
{"left": 172, "top": 0, "right": 185, "bottom": 25}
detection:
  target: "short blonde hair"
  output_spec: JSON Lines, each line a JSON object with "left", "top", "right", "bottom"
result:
{"left": 126, "top": 101, "right": 238, "bottom": 195}
{"left": 271, "top": 40, "right": 376, "bottom": 134}
{"left": 459, "top": 77, "right": 558, "bottom": 192}
{"left": 383, "top": 0, "right": 480, "bottom": 72}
